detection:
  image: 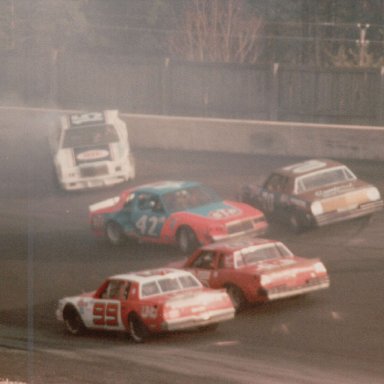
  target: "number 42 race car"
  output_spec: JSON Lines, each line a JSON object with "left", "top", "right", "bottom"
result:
{"left": 89, "top": 180, "right": 268, "bottom": 253}
{"left": 56, "top": 268, "right": 235, "bottom": 343}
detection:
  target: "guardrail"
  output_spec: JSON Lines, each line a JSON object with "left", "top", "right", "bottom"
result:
{"left": 1, "top": 106, "right": 384, "bottom": 161}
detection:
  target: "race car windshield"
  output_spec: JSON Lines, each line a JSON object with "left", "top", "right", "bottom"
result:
{"left": 141, "top": 274, "right": 201, "bottom": 297}
{"left": 296, "top": 166, "right": 356, "bottom": 193}
{"left": 62, "top": 124, "right": 119, "bottom": 148}
{"left": 237, "top": 243, "right": 293, "bottom": 267}
{"left": 161, "top": 185, "right": 221, "bottom": 213}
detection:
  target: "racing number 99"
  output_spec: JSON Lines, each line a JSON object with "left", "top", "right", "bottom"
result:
{"left": 93, "top": 303, "right": 119, "bottom": 326}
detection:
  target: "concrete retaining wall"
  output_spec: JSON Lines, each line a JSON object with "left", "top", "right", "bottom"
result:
{"left": 123, "top": 113, "right": 384, "bottom": 161}
{"left": 1, "top": 106, "right": 383, "bottom": 161}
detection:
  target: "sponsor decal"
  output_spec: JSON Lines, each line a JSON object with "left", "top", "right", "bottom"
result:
{"left": 208, "top": 207, "right": 240, "bottom": 219}
{"left": 76, "top": 149, "right": 110, "bottom": 161}
{"left": 315, "top": 183, "right": 354, "bottom": 198}
{"left": 74, "top": 145, "right": 111, "bottom": 164}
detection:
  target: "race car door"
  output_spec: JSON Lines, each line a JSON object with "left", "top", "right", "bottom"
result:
{"left": 130, "top": 192, "right": 167, "bottom": 240}
{"left": 259, "top": 173, "right": 290, "bottom": 219}
{"left": 85, "top": 279, "right": 126, "bottom": 331}
{"left": 187, "top": 250, "right": 218, "bottom": 287}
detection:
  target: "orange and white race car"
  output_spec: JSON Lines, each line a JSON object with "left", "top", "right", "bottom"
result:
{"left": 56, "top": 268, "right": 235, "bottom": 343}
{"left": 240, "top": 159, "right": 383, "bottom": 232}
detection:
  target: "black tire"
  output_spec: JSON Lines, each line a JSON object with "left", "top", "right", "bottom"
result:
{"left": 63, "top": 306, "right": 86, "bottom": 335}
{"left": 288, "top": 212, "right": 305, "bottom": 234}
{"left": 176, "top": 226, "right": 199, "bottom": 254}
{"left": 128, "top": 314, "right": 150, "bottom": 343}
{"left": 226, "top": 284, "right": 246, "bottom": 312}
{"left": 106, "top": 221, "right": 126, "bottom": 246}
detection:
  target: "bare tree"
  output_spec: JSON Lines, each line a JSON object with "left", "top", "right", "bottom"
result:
{"left": 168, "top": 0, "right": 264, "bottom": 63}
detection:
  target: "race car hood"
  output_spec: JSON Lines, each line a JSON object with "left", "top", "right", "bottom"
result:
{"left": 89, "top": 195, "right": 122, "bottom": 214}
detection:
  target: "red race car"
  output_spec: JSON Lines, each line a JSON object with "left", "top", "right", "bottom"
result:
{"left": 56, "top": 268, "right": 235, "bottom": 343}
{"left": 89, "top": 180, "right": 267, "bottom": 253}
{"left": 169, "top": 238, "right": 330, "bottom": 311}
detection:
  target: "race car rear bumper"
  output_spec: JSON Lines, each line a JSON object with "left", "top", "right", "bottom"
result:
{"left": 161, "top": 307, "right": 235, "bottom": 331}
{"left": 314, "top": 200, "right": 383, "bottom": 227}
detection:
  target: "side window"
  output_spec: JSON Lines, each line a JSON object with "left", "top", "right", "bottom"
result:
{"left": 265, "top": 174, "right": 288, "bottom": 193}
{"left": 137, "top": 193, "right": 159, "bottom": 211}
{"left": 123, "top": 282, "right": 131, "bottom": 300}
{"left": 100, "top": 280, "right": 125, "bottom": 300}
{"left": 218, "top": 253, "right": 233, "bottom": 269}
{"left": 192, "top": 251, "right": 215, "bottom": 269}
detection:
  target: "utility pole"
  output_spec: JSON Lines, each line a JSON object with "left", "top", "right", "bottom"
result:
{"left": 356, "top": 23, "right": 370, "bottom": 66}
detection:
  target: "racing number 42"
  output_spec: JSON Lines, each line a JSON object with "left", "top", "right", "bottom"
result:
{"left": 93, "top": 302, "right": 119, "bottom": 326}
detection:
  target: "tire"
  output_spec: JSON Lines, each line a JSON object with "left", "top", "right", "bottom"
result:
{"left": 226, "top": 284, "right": 246, "bottom": 312}
{"left": 176, "top": 226, "right": 198, "bottom": 254}
{"left": 63, "top": 306, "right": 86, "bottom": 335}
{"left": 288, "top": 212, "right": 305, "bottom": 234}
{"left": 106, "top": 221, "right": 126, "bottom": 246}
{"left": 129, "top": 314, "right": 150, "bottom": 343}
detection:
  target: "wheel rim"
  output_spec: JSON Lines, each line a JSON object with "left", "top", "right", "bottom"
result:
{"left": 129, "top": 317, "right": 147, "bottom": 343}
{"left": 65, "top": 313, "right": 83, "bottom": 335}
{"left": 178, "top": 229, "right": 190, "bottom": 253}
{"left": 106, "top": 222, "right": 122, "bottom": 245}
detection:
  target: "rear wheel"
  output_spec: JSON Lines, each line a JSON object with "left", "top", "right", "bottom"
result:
{"left": 63, "top": 306, "right": 86, "bottom": 335}
{"left": 106, "top": 221, "right": 126, "bottom": 246}
{"left": 226, "top": 284, "right": 246, "bottom": 312}
{"left": 176, "top": 226, "right": 198, "bottom": 254}
{"left": 128, "top": 314, "right": 150, "bottom": 343}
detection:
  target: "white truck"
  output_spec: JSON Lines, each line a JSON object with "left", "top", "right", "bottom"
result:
{"left": 50, "top": 110, "right": 135, "bottom": 191}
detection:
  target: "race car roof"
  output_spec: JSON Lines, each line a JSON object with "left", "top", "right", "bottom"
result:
{"left": 274, "top": 159, "right": 345, "bottom": 178}
{"left": 110, "top": 268, "right": 193, "bottom": 283}
{"left": 198, "top": 237, "right": 275, "bottom": 252}
{"left": 130, "top": 180, "right": 202, "bottom": 196}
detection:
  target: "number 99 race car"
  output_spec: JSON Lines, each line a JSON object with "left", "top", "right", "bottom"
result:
{"left": 239, "top": 159, "right": 383, "bottom": 232}
{"left": 89, "top": 180, "right": 268, "bottom": 253}
{"left": 49, "top": 110, "right": 135, "bottom": 191}
{"left": 55, "top": 268, "right": 235, "bottom": 343}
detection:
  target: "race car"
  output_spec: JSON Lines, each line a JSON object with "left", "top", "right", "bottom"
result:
{"left": 239, "top": 158, "right": 383, "bottom": 232}
{"left": 89, "top": 180, "right": 268, "bottom": 253}
{"left": 169, "top": 238, "right": 330, "bottom": 311}
{"left": 55, "top": 268, "right": 235, "bottom": 343}
{"left": 49, "top": 110, "right": 135, "bottom": 190}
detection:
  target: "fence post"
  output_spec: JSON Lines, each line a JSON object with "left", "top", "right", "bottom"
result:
{"left": 269, "top": 62, "right": 279, "bottom": 121}
{"left": 161, "top": 57, "right": 170, "bottom": 115}
{"left": 378, "top": 66, "right": 384, "bottom": 125}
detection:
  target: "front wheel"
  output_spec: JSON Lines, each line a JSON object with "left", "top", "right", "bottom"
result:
{"left": 176, "top": 227, "right": 199, "bottom": 254}
{"left": 129, "top": 314, "right": 150, "bottom": 343}
{"left": 106, "top": 221, "right": 126, "bottom": 246}
{"left": 63, "top": 307, "right": 86, "bottom": 335}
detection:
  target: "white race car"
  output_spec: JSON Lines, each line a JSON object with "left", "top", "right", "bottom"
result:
{"left": 49, "top": 110, "right": 135, "bottom": 190}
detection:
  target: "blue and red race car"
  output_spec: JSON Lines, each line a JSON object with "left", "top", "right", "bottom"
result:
{"left": 89, "top": 180, "right": 268, "bottom": 253}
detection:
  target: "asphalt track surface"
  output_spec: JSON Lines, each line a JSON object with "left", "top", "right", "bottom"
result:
{"left": 1, "top": 110, "right": 384, "bottom": 384}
